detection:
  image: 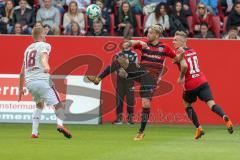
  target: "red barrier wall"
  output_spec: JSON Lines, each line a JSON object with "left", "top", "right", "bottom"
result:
{"left": 1, "top": 35, "right": 239, "bottom": 125}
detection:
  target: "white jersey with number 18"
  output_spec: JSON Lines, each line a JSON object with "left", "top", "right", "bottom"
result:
{"left": 24, "top": 41, "right": 51, "bottom": 83}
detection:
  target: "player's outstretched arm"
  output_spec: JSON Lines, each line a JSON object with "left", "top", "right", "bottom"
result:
{"left": 18, "top": 64, "right": 25, "bottom": 101}
{"left": 123, "top": 40, "right": 148, "bottom": 49}
{"left": 177, "top": 59, "right": 188, "bottom": 84}
{"left": 40, "top": 53, "right": 50, "bottom": 73}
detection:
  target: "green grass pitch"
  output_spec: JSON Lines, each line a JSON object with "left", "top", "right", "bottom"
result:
{"left": 0, "top": 124, "right": 239, "bottom": 160}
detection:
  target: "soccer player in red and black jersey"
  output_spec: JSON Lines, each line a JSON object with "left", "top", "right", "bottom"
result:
{"left": 173, "top": 31, "right": 234, "bottom": 139}
{"left": 88, "top": 25, "right": 185, "bottom": 140}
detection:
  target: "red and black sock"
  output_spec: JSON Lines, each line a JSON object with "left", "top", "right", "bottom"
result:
{"left": 139, "top": 108, "right": 150, "bottom": 133}
{"left": 186, "top": 107, "right": 200, "bottom": 128}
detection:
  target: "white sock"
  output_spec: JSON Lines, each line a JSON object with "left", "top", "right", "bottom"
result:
{"left": 56, "top": 117, "right": 63, "bottom": 126}
{"left": 55, "top": 108, "right": 65, "bottom": 126}
{"left": 32, "top": 108, "right": 42, "bottom": 135}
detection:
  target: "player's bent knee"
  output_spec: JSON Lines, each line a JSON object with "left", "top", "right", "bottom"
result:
{"left": 142, "top": 98, "right": 150, "bottom": 108}
{"left": 54, "top": 102, "right": 64, "bottom": 110}
{"left": 117, "top": 57, "right": 129, "bottom": 69}
{"left": 36, "top": 101, "right": 44, "bottom": 109}
{"left": 183, "top": 100, "right": 191, "bottom": 108}
{"left": 206, "top": 100, "right": 216, "bottom": 109}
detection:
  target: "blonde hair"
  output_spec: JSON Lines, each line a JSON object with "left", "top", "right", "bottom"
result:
{"left": 32, "top": 26, "right": 44, "bottom": 40}
{"left": 5, "top": 0, "right": 14, "bottom": 19}
{"left": 175, "top": 31, "right": 187, "bottom": 38}
{"left": 149, "top": 25, "right": 164, "bottom": 35}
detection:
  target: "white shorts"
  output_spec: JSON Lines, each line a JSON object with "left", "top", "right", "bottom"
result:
{"left": 26, "top": 79, "right": 60, "bottom": 106}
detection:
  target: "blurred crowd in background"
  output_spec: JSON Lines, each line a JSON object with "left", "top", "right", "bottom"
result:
{"left": 0, "top": 0, "right": 240, "bottom": 39}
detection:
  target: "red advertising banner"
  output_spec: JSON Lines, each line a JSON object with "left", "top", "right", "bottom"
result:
{"left": 0, "top": 35, "right": 239, "bottom": 124}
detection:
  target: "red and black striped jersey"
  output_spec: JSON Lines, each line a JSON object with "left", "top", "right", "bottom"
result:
{"left": 134, "top": 39, "right": 176, "bottom": 79}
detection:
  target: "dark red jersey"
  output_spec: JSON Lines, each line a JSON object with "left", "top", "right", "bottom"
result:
{"left": 183, "top": 48, "right": 207, "bottom": 91}
{"left": 134, "top": 40, "right": 176, "bottom": 80}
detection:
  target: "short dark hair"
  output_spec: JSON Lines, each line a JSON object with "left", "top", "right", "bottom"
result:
{"left": 200, "top": 22, "right": 209, "bottom": 28}
{"left": 228, "top": 26, "right": 238, "bottom": 32}
{"left": 93, "top": 18, "right": 103, "bottom": 25}
{"left": 43, "top": 24, "right": 51, "bottom": 29}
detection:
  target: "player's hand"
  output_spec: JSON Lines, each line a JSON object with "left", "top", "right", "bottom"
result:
{"left": 18, "top": 89, "right": 24, "bottom": 102}
{"left": 183, "top": 4, "right": 189, "bottom": 10}
{"left": 118, "top": 68, "right": 128, "bottom": 78}
{"left": 177, "top": 77, "right": 185, "bottom": 84}
{"left": 227, "top": 6, "right": 233, "bottom": 12}
{"left": 194, "top": 25, "right": 200, "bottom": 31}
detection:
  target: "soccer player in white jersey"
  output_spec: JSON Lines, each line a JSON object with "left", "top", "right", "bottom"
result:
{"left": 18, "top": 26, "right": 72, "bottom": 139}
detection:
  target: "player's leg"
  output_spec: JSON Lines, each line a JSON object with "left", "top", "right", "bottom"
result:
{"left": 134, "top": 98, "right": 150, "bottom": 141}
{"left": 87, "top": 57, "right": 125, "bottom": 85}
{"left": 42, "top": 81, "right": 72, "bottom": 138}
{"left": 26, "top": 81, "right": 44, "bottom": 138}
{"left": 198, "top": 83, "right": 234, "bottom": 133}
{"left": 134, "top": 75, "right": 155, "bottom": 141}
{"left": 113, "top": 77, "right": 125, "bottom": 124}
{"left": 183, "top": 91, "right": 205, "bottom": 139}
{"left": 54, "top": 102, "right": 72, "bottom": 138}
{"left": 31, "top": 101, "right": 44, "bottom": 138}
{"left": 126, "top": 80, "right": 135, "bottom": 124}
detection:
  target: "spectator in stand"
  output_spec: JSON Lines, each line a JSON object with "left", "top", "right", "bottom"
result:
{"left": 223, "top": 26, "right": 240, "bottom": 39}
{"left": 144, "top": 2, "right": 170, "bottom": 33}
{"left": 0, "top": 0, "right": 14, "bottom": 34}
{"left": 35, "top": 21, "right": 44, "bottom": 27}
{"left": 142, "top": 0, "right": 163, "bottom": 15}
{"left": 43, "top": 24, "right": 54, "bottom": 35}
{"left": 13, "top": 0, "right": 34, "bottom": 8}
{"left": 221, "top": 0, "right": 235, "bottom": 15}
{"left": 144, "top": 0, "right": 166, "bottom": 5}
{"left": 88, "top": 0, "right": 110, "bottom": 33}
{"left": 64, "top": 21, "right": 82, "bottom": 36}
{"left": 167, "top": 0, "right": 192, "bottom": 16}
{"left": 99, "top": 0, "right": 114, "bottom": 13}
{"left": 39, "top": 0, "right": 65, "bottom": 14}
{"left": 193, "top": 2, "right": 213, "bottom": 33}
{"left": 116, "top": 1, "right": 136, "bottom": 37}
{"left": 87, "top": 18, "right": 109, "bottom": 36}
{"left": 13, "top": 0, "right": 35, "bottom": 34}
{"left": 114, "top": 0, "right": 142, "bottom": 14}
{"left": 128, "top": 0, "right": 142, "bottom": 14}
{"left": 34, "top": 21, "right": 54, "bottom": 35}
{"left": 200, "top": 0, "right": 218, "bottom": 15}
{"left": 169, "top": 1, "right": 189, "bottom": 36}
{"left": 226, "top": 2, "right": 240, "bottom": 31}
{"left": 36, "top": 0, "right": 60, "bottom": 35}
{"left": 194, "top": 22, "right": 215, "bottom": 38}
{"left": 66, "top": 0, "right": 90, "bottom": 12}
{"left": 12, "top": 22, "right": 22, "bottom": 34}
{"left": 63, "top": 1, "right": 85, "bottom": 35}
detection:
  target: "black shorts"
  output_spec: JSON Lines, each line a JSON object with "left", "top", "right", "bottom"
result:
{"left": 127, "top": 65, "right": 157, "bottom": 100}
{"left": 183, "top": 83, "right": 214, "bottom": 104}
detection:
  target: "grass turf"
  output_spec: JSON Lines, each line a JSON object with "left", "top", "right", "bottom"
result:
{"left": 0, "top": 124, "right": 239, "bottom": 160}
